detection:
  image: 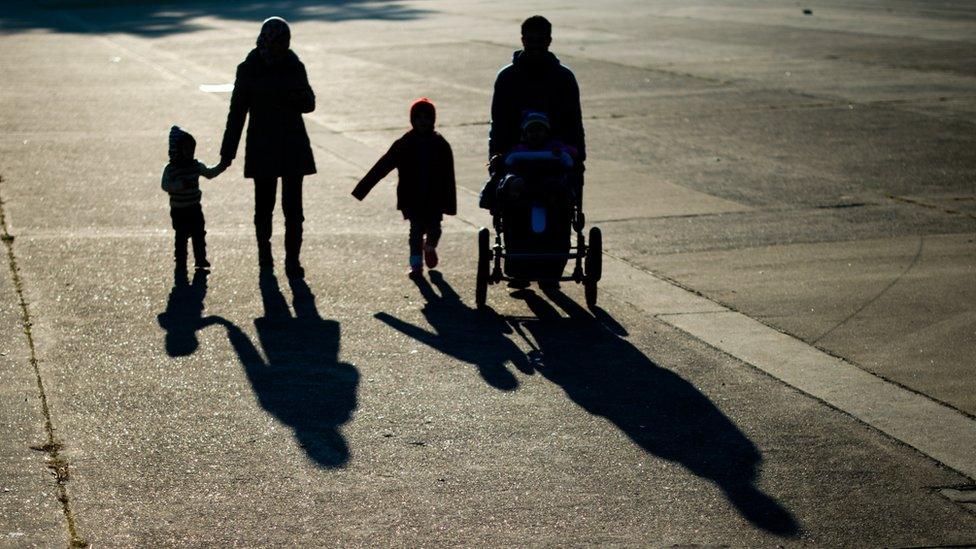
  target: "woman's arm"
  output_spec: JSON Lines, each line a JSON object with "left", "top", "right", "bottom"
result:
{"left": 288, "top": 61, "right": 315, "bottom": 114}
{"left": 219, "top": 64, "right": 249, "bottom": 163}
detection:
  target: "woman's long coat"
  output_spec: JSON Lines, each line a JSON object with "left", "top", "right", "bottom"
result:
{"left": 221, "top": 48, "right": 316, "bottom": 178}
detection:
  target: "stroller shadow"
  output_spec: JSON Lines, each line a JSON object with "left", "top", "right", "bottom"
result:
{"left": 515, "top": 288, "right": 800, "bottom": 537}
{"left": 374, "top": 271, "right": 529, "bottom": 391}
{"left": 214, "top": 272, "right": 359, "bottom": 468}
{"left": 157, "top": 268, "right": 220, "bottom": 357}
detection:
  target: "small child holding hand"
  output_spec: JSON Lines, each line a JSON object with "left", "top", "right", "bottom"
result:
{"left": 162, "top": 125, "right": 227, "bottom": 272}
{"left": 352, "top": 98, "right": 457, "bottom": 279}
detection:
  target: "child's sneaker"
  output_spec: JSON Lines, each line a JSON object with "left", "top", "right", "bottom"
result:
{"left": 408, "top": 255, "right": 423, "bottom": 279}
{"left": 423, "top": 244, "right": 438, "bottom": 269}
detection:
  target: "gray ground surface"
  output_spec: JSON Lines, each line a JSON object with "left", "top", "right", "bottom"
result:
{"left": 1, "top": 0, "right": 975, "bottom": 545}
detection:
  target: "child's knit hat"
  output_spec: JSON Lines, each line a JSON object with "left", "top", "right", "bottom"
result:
{"left": 168, "top": 125, "right": 196, "bottom": 161}
{"left": 410, "top": 97, "right": 436, "bottom": 124}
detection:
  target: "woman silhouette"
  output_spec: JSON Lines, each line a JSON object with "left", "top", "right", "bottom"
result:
{"left": 220, "top": 16, "right": 316, "bottom": 278}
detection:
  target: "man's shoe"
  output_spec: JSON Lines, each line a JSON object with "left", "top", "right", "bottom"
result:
{"left": 507, "top": 279, "right": 530, "bottom": 289}
{"left": 538, "top": 280, "right": 560, "bottom": 291}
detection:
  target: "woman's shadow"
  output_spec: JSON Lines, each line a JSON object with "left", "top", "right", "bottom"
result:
{"left": 517, "top": 288, "right": 800, "bottom": 536}
{"left": 374, "top": 271, "right": 531, "bottom": 392}
{"left": 214, "top": 273, "right": 359, "bottom": 468}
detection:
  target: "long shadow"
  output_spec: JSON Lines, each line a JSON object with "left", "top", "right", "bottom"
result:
{"left": 214, "top": 272, "right": 358, "bottom": 468}
{"left": 157, "top": 268, "right": 220, "bottom": 357}
{"left": 516, "top": 288, "right": 800, "bottom": 536}
{"left": 2, "top": 0, "right": 431, "bottom": 36}
{"left": 374, "top": 271, "right": 530, "bottom": 392}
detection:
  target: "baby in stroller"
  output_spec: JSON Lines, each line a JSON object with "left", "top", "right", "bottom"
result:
{"left": 481, "top": 111, "right": 577, "bottom": 212}
{"left": 480, "top": 111, "right": 579, "bottom": 287}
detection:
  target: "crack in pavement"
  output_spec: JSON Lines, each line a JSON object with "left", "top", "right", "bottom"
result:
{"left": 812, "top": 234, "right": 925, "bottom": 346}
{"left": 0, "top": 176, "right": 88, "bottom": 548}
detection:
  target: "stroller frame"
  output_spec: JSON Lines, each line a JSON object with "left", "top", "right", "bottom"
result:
{"left": 476, "top": 177, "right": 602, "bottom": 308}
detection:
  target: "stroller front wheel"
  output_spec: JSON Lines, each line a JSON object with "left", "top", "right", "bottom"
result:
{"left": 476, "top": 227, "right": 491, "bottom": 307}
{"left": 584, "top": 226, "right": 602, "bottom": 308}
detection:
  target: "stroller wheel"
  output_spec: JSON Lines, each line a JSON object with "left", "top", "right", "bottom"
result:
{"left": 476, "top": 227, "right": 491, "bottom": 307}
{"left": 584, "top": 226, "right": 602, "bottom": 308}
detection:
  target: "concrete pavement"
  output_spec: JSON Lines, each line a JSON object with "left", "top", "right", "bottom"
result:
{"left": 2, "top": 0, "right": 976, "bottom": 545}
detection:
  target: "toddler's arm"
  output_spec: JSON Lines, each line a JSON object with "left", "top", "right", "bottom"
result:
{"left": 161, "top": 165, "right": 185, "bottom": 192}
{"left": 196, "top": 160, "right": 227, "bottom": 180}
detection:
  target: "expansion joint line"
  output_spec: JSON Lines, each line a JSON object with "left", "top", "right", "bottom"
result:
{"left": 0, "top": 177, "right": 88, "bottom": 548}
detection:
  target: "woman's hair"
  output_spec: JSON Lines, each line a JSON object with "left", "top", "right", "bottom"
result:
{"left": 257, "top": 16, "right": 291, "bottom": 49}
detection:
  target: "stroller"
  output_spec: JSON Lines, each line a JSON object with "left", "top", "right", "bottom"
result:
{"left": 476, "top": 147, "right": 602, "bottom": 308}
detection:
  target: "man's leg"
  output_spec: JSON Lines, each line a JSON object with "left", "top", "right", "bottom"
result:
{"left": 253, "top": 177, "right": 277, "bottom": 267}
{"left": 281, "top": 175, "right": 305, "bottom": 277}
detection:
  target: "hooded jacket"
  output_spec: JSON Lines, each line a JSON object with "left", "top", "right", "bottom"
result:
{"left": 220, "top": 48, "right": 316, "bottom": 178}
{"left": 489, "top": 50, "right": 585, "bottom": 164}
{"left": 351, "top": 129, "right": 456, "bottom": 220}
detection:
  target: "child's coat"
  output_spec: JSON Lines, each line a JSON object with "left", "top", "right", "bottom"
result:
{"left": 352, "top": 129, "right": 456, "bottom": 220}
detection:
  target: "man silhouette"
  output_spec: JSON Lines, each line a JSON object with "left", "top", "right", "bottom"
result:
{"left": 489, "top": 15, "right": 585, "bottom": 175}
{"left": 488, "top": 16, "right": 586, "bottom": 288}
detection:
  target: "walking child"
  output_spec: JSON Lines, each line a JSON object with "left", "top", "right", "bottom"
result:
{"left": 162, "top": 125, "right": 226, "bottom": 272}
{"left": 352, "top": 98, "right": 457, "bottom": 279}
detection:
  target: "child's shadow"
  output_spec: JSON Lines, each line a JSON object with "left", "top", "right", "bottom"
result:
{"left": 517, "top": 288, "right": 800, "bottom": 537}
{"left": 214, "top": 273, "right": 359, "bottom": 468}
{"left": 374, "top": 271, "right": 529, "bottom": 391}
{"left": 157, "top": 268, "right": 220, "bottom": 356}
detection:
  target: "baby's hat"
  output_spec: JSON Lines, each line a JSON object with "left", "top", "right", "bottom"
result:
{"left": 168, "top": 125, "right": 196, "bottom": 159}
{"left": 521, "top": 110, "right": 550, "bottom": 131}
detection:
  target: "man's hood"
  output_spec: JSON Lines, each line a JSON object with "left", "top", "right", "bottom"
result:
{"left": 511, "top": 49, "right": 561, "bottom": 67}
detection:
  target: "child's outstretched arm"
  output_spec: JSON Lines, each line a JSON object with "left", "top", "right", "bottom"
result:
{"left": 351, "top": 140, "right": 400, "bottom": 201}
{"left": 196, "top": 160, "right": 227, "bottom": 180}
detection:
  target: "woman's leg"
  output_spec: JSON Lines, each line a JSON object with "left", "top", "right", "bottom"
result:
{"left": 253, "top": 177, "right": 277, "bottom": 266}
{"left": 281, "top": 175, "right": 305, "bottom": 276}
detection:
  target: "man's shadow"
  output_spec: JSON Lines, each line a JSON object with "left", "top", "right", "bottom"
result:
{"left": 374, "top": 271, "right": 530, "bottom": 391}
{"left": 514, "top": 288, "right": 800, "bottom": 536}
{"left": 157, "top": 268, "right": 220, "bottom": 357}
{"left": 215, "top": 273, "right": 359, "bottom": 468}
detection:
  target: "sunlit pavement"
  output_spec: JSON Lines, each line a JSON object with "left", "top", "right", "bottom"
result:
{"left": 1, "top": 1, "right": 975, "bottom": 545}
